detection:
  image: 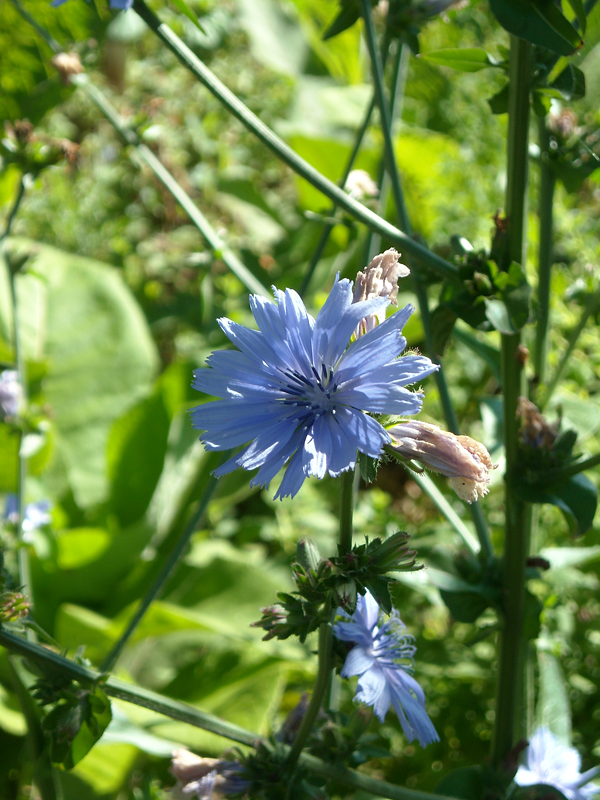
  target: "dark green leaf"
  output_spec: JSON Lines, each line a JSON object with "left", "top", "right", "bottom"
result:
{"left": 439, "top": 589, "right": 491, "bottom": 623}
{"left": 489, "top": 0, "right": 581, "bottom": 56}
{"left": 364, "top": 578, "right": 392, "bottom": 615}
{"left": 419, "top": 48, "right": 500, "bottom": 72}
{"left": 358, "top": 452, "right": 379, "bottom": 484}
{"left": 168, "top": 0, "right": 206, "bottom": 31}
{"left": 430, "top": 305, "right": 457, "bottom": 356}
{"left": 107, "top": 390, "right": 170, "bottom": 527}
{"left": 436, "top": 766, "right": 485, "bottom": 799}
{"left": 549, "top": 63, "right": 586, "bottom": 100}
{"left": 43, "top": 687, "right": 111, "bottom": 769}
{"left": 533, "top": 0, "right": 583, "bottom": 49}
{"left": 484, "top": 298, "right": 515, "bottom": 334}
{"left": 567, "top": 0, "right": 586, "bottom": 33}
{"left": 323, "top": 0, "right": 361, "bottom": 40}
{"left": 488, "top": 83, "right": 509, "bottom": 114}
{"left": 512, "top": 785, "right": 569, "bottom": 800}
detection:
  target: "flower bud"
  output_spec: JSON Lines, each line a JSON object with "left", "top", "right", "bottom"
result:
{"left": 334, "top": 579, "right": 357, "bottom": 612}
{"left": 388, "top": 421, "right": 494, "bottom": 503}
{"left": 353, "top": 249, "right": 410, "bottom": 337}
{"left": 295, "top": 538, "right": 321, "bottom": 574}
{"left": 344, "top": 169, "right": 379, "bottom": 201}
{"left": 170, "top": 750, "right": 219, "bottom": 784}
{"left": 52, "top": 52, "right": 84, "bottom": 85}
{"left": 0, "top": 591, "right": 30, "bottom": 622}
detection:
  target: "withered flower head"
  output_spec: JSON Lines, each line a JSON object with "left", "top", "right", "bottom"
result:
{"left": 388, "top": 421, "right": 495, "bottom": 503}
{"left": 52, "top": 52, "right": 84, "bottom": 85}
{"left": 353, "top": 248, "right": 410, "bottom": 336}
{"left": 517, "top": 397, "right": 558, "bottom": 449}
{"left": 345, "top": 169, "right": 379, "bottom": 201}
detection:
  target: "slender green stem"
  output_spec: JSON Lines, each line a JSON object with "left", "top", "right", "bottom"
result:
{"left": 285, "top": 620, "right": 333, "bottom": 769}
{"left": 132, "top": 0, "right": 460, "bottom": 286}
{"left": 540, "top": 288, "right": 600, "bottom": 410}
{"left": 0, "top": 631, "right": 455, "bottom": 800}
{"left": 360, "top": 2, "right": 493, "bottom": 559}
{"left": 1, "top": 176, "right": 26, "bottom": 242}
{"left": 491, "top": 36, "right": 532, "bottom": 767}
{"left": 534, "top": 120, "right": 555, "bottom": 386}
{"left": 366, "top": 42, "right": 410, "bottom": 262}
{"left": 100, "top": 471, "right": 220, "bottom": 672}
{"left": 409, "top": 470, "right": 479, "bottom": 555}
{"left": 339, "top": 469, "right": 355, "bottom": 554}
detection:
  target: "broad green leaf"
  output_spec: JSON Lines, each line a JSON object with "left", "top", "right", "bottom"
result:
{"left": 168, "top": 0, "right": 207, "bottom": 31}
{"left": 419, "top": 48, "right": 500, "bottom": 72}
{"left": 537, "top": 651, "right": 571, "bottom": 743}
{"left": 430, "top": 304, "right": 457, "bottom": 356}
{"left": 549, "top": 63, "right": 586, "bottom": 100}
{"left": 533, "top": 0, "right": 583, "bottom": 49}
{"left": 540, "top": 546, "right": 600, "bottom": 569}
{"left": 515, "top": 473, "right": 598, "bottom": 535}
{"left": 436, "top": 766, "right": 485, "bottom": 799}
{"left": 484, "top": 298, "right": 515, "bottom": 334}
{"left": 43, "top": 687, "right": 112, "bottom": 769}
{"left": 489, "top": 0, "right": 581, "bottom": 56}
{"left": 0, "top": 422, "right": 19, "bottom": 493}
{"left": 101, "top": 705, "right": 180, "bottom": 756}
{"left": 566, "top": 0, "right": 586, "bottom": 33}
{"left": 237, "top": 0, "right": 308, "bottom": 75}
{"left": 5, "top": 239, "right": 159, "bottom": 507}
{"left": 107, "top": 390, "right": 170, "bottom": 527}
{"left": 71, "top": 742, "right": 137, "bottom": 795}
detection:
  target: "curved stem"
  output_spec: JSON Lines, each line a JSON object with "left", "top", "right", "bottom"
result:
{"left": 540, "top": 288, "right": 600, "bottom": 410}
{"left": 100, "top": 471, "right": 220, "bottom": 672}
{"left": 131, "top": 0, "right": 460, "bottom": 286}
{"left": 1, "top": 176, "right": 26, "bottom": 242}
{"left": 285, "top": 620, "right": 333, "bottom": 769}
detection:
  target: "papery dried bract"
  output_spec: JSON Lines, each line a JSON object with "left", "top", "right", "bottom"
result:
{"left": 388, "top": 421, "right": 494, "bottom": 503}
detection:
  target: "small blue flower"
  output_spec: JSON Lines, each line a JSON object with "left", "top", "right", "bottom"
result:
{"left": 515, "top": 728, "right": 600, "bottom": 800}
{"left": 333, "top": 590, "right": 439, "bottom": 747}
{"left": 4, "top": 496, "right": 52, "bottom": 533}
{"left": 51, "top": 0, "right": 134, "bottom": 10}
{"left": 192, "top": 277, "right": 438, "bottom": 499}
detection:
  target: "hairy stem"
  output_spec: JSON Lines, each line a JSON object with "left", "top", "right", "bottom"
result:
{"left": 360, "top": 1, "right": 493, "bottom": 558}
{"left": 533, "top": 119, "right": 555, "bottom": 387}
{"left": 100, "top": 472, "right": 220, "bottom": 672}
{"left": 132, "top": 0, "right": 460, "bottom": 285}
{"left": 491, "top": 36, "right": 532, "bottom": 766}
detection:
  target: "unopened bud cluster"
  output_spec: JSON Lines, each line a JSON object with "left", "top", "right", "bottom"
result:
{"left": 0, "top": 591, "right": 30, "bottom": 623}
{"left": 388, "top": 421, "right": 494, "bottom": 503}
{"left": 252, "top": 533, "right": 417, "bottom": 642}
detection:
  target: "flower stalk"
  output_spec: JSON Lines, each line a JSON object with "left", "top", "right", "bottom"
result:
{"left": 533, "top": 119, "right": 555, "bottom": 386}
{"left": 492, "top": 35, "right": 533, "bottom": 766}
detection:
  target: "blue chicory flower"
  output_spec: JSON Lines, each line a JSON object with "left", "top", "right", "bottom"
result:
{"left": 0, "top": 370, "right": 21, "bottom": 418}
{"left": 170, "top": 750, "right": 250, "bottom": 799}
{"left": 4, "top": 496, "right": 52, "bottom": 532}
{"left": 515, "top": 727, "right": 600, "bottom": 800}
{"left": 333, "top": 590, "right": 439, "bottom": 747}
{"left": 191, "top": 277, "right": 438, "bottom": 499}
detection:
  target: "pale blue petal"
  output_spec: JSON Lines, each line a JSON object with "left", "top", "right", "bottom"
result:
{"left": 341, "top": 646, "right": 375, "bottom": 678}
{"left": 336, "top": 385, "right": 423, "bottom": 415}
{"left": 334, "top": 407, "right": 390, "bottom": 457}
{"left": 359, "top": 591, "right": 381, "bottom": 630}
{"left": 275, "top": 446, "right": 311, "bottom": 499}
{"left": 323, "top": 297, "right": 388, "bottom": 367}
{"left": 356, "top": 666, "right": 391, "bottom": 722}
{"left": 218, "top": 318, "right": 283, "bottom": 368}
{"left": 388, "top": 672, "right": 440, "bottom": 746}
{"left": 332, "top": 621, "right": 372, "bottom": 647}
{"left": 311, "top": 277, "right": 353, "bottom": 366}
{"left": 337, "top": 305, "right": 414, "bottom": 377}
{"left": 317, "top": 415, "right": 358, "bottom": 476}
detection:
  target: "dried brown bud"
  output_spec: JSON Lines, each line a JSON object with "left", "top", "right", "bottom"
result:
{"left": 11, "top": 120, "right": 34, "bottom": 144}
{"left": 353, "top": 248, "right": 410, "bottom": 337}
{"left": 388, "top": 421, "right": 495, "bottom": 503}
{"left": 517, "top": 397, "right": 558, "bottom": 449}
{"left": 52, "top": 52, "right": 84, "bottom": 85}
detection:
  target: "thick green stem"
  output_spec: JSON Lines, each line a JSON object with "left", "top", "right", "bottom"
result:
{"left": 339, "top": 469, "right": 355, "bottom": 554}
{"left": 285, "top": 620, "right": 333, "bottom": 769}
{"left": 534, "top": 120, "right": 555, "bottom": 386}
{"left": 541, "top": 288, "right": 600, "bottom": 410}
{"left": 491, "top": 36, "right": 532, "bottom": 767}
{"left": 100, "top": 472, "right": 220, "bottom": 672}
{"left": 132, "top": 0, "right": 460, "bottom": 285}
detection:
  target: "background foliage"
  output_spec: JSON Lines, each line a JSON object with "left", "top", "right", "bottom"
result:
{"left": 1, "top": 0, "right": 600, "bottom": 797}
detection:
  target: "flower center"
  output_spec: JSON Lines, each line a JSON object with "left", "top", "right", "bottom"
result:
{"left": 280, "top": 363, "right": 340, "bottom": 416}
